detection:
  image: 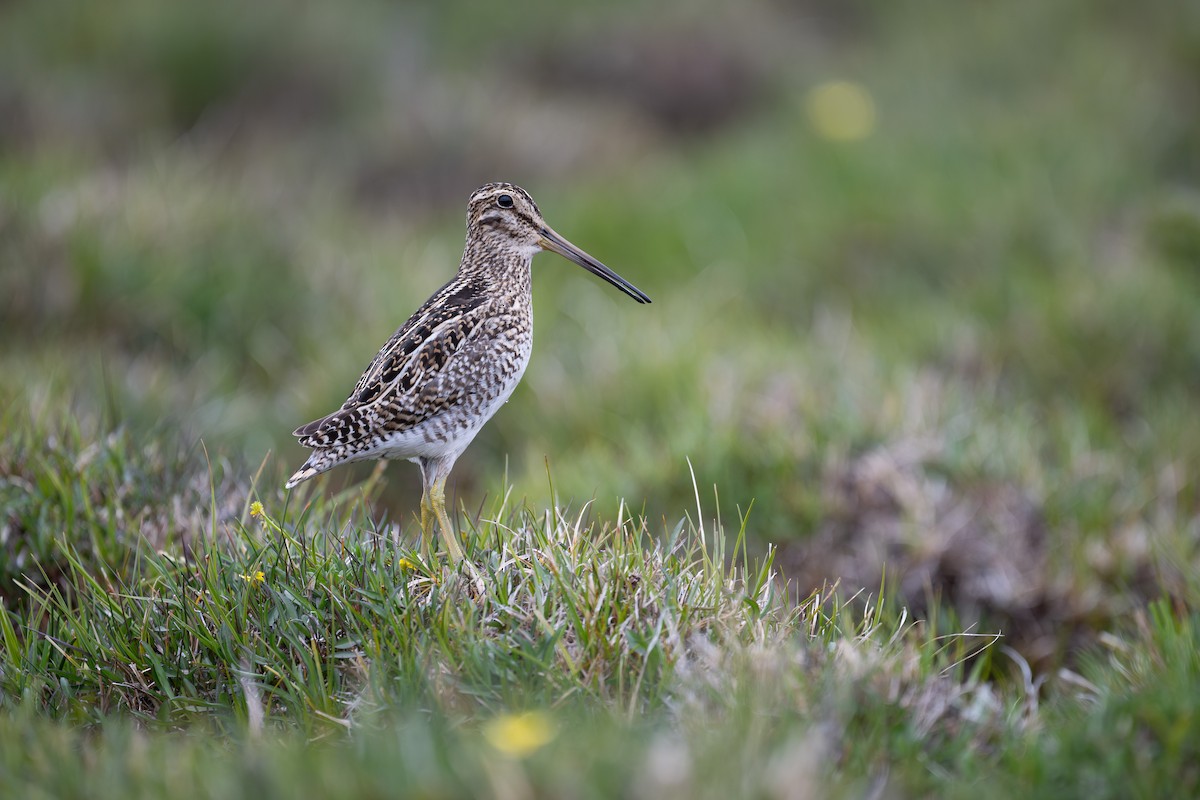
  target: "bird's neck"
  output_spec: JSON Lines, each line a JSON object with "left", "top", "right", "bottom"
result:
{"left": 459, "top": 236, "right": 534, "bottom": 300}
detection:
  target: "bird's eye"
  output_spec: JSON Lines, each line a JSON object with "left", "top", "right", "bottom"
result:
{"left": 496, "top": 194, "right": 514, "bottom": 209}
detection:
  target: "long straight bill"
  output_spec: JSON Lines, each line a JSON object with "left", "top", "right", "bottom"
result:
{"left": 539, "top": 227, "right": 651, "bottom": 304}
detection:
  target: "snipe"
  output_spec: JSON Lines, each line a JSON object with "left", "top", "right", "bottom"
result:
{"left": 286, "top": 183, "right": 650, "bottom": 562}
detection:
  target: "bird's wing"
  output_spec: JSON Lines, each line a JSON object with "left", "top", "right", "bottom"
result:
{"left": 293, "top": 280, "right": 489, "bottom": 448}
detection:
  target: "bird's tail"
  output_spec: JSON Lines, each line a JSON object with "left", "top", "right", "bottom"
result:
{"left": 285, "top": 452, "right": 337, "bottom": 489}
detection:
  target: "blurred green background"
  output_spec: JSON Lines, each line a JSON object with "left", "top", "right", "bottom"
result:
{"left": 2, "top": 0, "right": 1198, "bottom": 665}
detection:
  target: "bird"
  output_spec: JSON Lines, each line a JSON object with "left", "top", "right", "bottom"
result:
{"left": 285, "top": 182, "right": 651, "bottom": 562}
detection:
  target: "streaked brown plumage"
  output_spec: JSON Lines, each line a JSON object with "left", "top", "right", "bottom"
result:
{"left": 286, "top": 183, "right": 650, "bottom": 561}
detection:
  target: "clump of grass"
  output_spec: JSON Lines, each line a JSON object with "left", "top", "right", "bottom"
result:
{"left": 0, "top": 398, "right": 1030, "bottom": 797}
{"left": 970, "top": 601, "right": 1200, "bottom": 800}
{"left": 2, "top": 445, "right": 796, "bottom": 728}
{"left": 0, "top": 492, "right": 1020, "bottom": 798}
{"left": 0, "top": 389, "right": 248, "bottom": 606}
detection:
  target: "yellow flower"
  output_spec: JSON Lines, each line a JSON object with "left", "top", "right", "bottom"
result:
{"left": 239, "top": 571, "right": 265, "bottom": 586}
{"left": 398, "top": 557, "right": 418, "bottom": 571}
{"left": 249, "top": 501, "right": 265, "bottom": 518}
{"left": 805, "top": 80, "right": 876, "bottom": 142}
{"left": 482, "top": 712, "right": 556, "bottom": 758}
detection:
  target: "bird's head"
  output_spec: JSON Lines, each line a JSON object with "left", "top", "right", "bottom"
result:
{"left": 466, "top": 182, "right": 651, "bottom": 304}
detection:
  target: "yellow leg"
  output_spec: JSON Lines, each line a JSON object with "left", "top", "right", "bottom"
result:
{"left": 418, "top": 490, "right": 434, "bottom": 559}
{"left": 429, "top": 477, "right": 465, "bottom": 563}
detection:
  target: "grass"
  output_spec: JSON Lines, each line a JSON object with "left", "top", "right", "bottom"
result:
{"left": 1, "top": 399, "right": 984, "bottom": 797}
{"left": 2, "top": 0, "right": 1200, "bottom": 794}
{"left": 0, "top": 398, "right": 788, "bottom": 722}
{"left": 3, "top": 390, "right": 1198, "bottom": 797}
